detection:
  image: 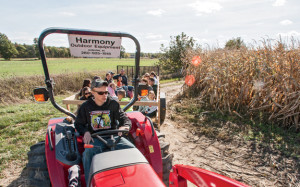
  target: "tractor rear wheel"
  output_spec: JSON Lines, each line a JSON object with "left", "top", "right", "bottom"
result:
{"left": 157, "top": 131, "right": 173, "bottom": 186}
{"left": 27, "top": 141, "right": 51, "bottom": 186}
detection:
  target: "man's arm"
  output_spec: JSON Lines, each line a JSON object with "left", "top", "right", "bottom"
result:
{"left": 74, "top": 106, "right": 89, "bottom": 136}
{"left": 113, "top": 74, "right": 119, "bottom": 80}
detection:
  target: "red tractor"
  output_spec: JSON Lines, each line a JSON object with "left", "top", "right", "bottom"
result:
{"left": 28, "top": 28, "right": 250, "bottom": 187}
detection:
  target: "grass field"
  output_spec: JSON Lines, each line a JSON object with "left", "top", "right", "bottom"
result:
{"left": 0, "top": 58, "right": 158, "bottom": 78}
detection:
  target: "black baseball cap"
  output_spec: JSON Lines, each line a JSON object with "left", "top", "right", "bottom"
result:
{"left": 91, "top": 79, "right": 108, "bottom": 89}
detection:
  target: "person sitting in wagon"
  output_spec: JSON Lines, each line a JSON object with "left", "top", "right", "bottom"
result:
{"left": 79, "top": 87, "right": 92, "bottom": 100}
{"left": 104, "top": 72, "right": 113, "bottom": 84}
{"left": 150, "top": 71, "right": 158, "bottom": 85}
{"left": 76, "top": 79, "right": 91, "bottom": 100}
{"left": 113, "top": 69, "right": 128, "bottom": 86}
{"left": 117, "top": 89, "right": 133, "bottom": 112}
{"left": 139, "top": 91, "right": 157, "bottom": 118}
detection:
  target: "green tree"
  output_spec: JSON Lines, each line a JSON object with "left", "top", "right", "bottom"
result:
{"left": 120, "top": 45, "right": 126, "bottom": 58}
{"left": 33, "top": 38, "right": 40, "bottom": 58}
{"left": 158, "top": 32, "right": 195, "bottom": 73}
{"left": 225, "top": 37, "right": 245, "bottom": 50}
{"left": 15, "top": 43, "right": 27, "bottom": 58}
{"left": 25, "top": 45, "right": 37, "bottom": 58}
{"left": 0, "top": 33, "right": 18, "bottom": 60}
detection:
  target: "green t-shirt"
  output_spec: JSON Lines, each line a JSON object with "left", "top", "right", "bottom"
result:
{"left": 120, "top": 97, "right": 133, "bottom": 112}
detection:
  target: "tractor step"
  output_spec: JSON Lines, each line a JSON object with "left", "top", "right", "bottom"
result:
{"left": 156, "top": 131, "right": 165, "bottom": 139}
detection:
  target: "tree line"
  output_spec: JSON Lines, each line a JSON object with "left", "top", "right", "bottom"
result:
{"left": 0, "top": 32, "right": 72, "bottom": 60}
{"left": 1, "top": 31, "right": 244, "bottom": 62}
{"left": 0, "top": 32, "right": 162, "bottom": 60}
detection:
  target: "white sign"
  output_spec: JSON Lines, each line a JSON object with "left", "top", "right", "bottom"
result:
{"left": 68, "top": 34, "right": 122, "bottom": 58}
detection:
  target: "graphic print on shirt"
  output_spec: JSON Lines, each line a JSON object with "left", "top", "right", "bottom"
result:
{"left": 90, "top": 110, "right": 111, "bottom": 130}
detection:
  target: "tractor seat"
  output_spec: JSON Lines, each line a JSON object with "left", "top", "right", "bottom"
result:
{"left": 88, "top": 148, "right": 148, "bottom": 183}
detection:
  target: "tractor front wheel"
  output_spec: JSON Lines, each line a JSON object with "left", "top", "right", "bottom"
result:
{"left": 26, "top": 141, "right": 51, "bottom": 186}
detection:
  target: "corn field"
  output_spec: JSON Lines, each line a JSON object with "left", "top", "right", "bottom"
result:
{"left": 183, "top": 40, "right": 300, "bottom": 129}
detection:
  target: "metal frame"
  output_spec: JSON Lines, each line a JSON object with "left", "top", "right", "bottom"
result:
{"left": 38, "top": 27, "right": 141, "bottom": 119}
{"left": 116, "top": 65, "right": 160, "bottom": 81}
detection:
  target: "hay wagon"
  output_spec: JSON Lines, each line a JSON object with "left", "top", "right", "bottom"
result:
{"left": 62, "top": 66, "right": 166, "bottom": 128}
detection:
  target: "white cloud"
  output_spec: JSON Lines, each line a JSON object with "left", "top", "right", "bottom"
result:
{"left": 9, "top": 32, "right": 34, "bottom": 44}
{"left": 277, "top": 30, "right": 300, "bottom": 37}
{"left": 150, "top": 40, "right": 168, "bottom": 44}
{"left": 188, "top": 1, "right": 222, "bottom": 16}
{"left": 44, "top": 34, "right": 69, "bottom": 47}
{"left": 60, "top": 12, "right": 76, "bottom": 17}
{"left": 280, "top": 19, "right": 293, "bottom": 25}
{"left": 272, "top": 0, "right": 286, "bottom": 7}
{"left": 147, "top": 9, "right": 165, "bottom": 16}
{"left": 255, "top": 22, "right": 264, "bottom": 26}
{"left": 145, "top": 33, "right": 163, "bottom": 39}
{"left": 195, "top": 37, "right": 209, "bottom": 43}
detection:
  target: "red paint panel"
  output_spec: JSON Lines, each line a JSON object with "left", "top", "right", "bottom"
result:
{"left": 94, "top": 173, "right": 124, "bottom": 186}
{"left": 169, "top": 165, "right": 250, "bottom": 187}
{"left": 91, "top": 164, "right": 165, "bottom": 187}
{"left": 45, "top": 118, "right": 74, "bottom": 187}
{"left": 45, "top": 127, "right": 68, "bottom": 187}
{"left": 127, "top": 112, "right": 163, "bottom": 179}
{"left": 48, "top": 117, "right": 65, "bottom": 126}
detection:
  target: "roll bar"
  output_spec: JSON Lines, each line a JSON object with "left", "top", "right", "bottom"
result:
{"left": 38, "top": 27, "right": 141, "bottom": 119}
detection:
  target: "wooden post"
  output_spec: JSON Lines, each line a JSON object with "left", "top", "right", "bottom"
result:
{"left": 66, "top": 104, "right": 70, "bottom": 111}
{"left": 156, "top": 76, "right": 161, "bottom": 130}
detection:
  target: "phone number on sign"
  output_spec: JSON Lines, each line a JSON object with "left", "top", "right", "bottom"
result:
{"left": 81, "top": 51, "right": 112, "bottom": 55}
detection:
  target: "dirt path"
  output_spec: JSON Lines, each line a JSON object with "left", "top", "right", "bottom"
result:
{"left": 160, "top": 81, "right": 300, "bottom": 187}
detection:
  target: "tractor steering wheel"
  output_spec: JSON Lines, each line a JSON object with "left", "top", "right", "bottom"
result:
{"left": 91, "top": 129, "right": 129, "bottom": 150}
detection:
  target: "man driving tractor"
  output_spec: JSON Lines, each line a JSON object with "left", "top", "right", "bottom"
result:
{"left": 74, "top": 79, "right": 135, "bottom": 184}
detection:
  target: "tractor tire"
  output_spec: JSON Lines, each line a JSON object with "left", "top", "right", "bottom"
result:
{"left": 160, "top": 92, "right": 166, "bottom": 125}
{"left": 26, "top": 141, "right": 51, "bottom": 187}
{"left": 157, "top": 131, "right": 173, "bottom": 186}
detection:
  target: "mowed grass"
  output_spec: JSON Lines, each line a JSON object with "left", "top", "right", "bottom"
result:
{"left": 0, "top": 95, "right": 78, "bottom": 178}
{"left": 0, "top": 58, "right": 158, "bottom": 78}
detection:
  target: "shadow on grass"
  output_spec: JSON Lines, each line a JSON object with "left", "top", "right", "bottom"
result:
{"left": 0, "top": 58, "right": 39, "bottom": 62}
{"left": 7, "top": 167, "right": 29, "bottom": 187}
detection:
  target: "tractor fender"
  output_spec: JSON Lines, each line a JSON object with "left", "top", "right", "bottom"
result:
{"left": 127, "top": 112, "right": 163, "bottom": 180}
{"left": 45, "top": 117, "right": 78, "bottom": 187}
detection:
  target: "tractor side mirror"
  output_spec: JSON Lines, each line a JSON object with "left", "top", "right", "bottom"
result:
{"left": 33, "top": 87, "right": 49, "bottom": 103}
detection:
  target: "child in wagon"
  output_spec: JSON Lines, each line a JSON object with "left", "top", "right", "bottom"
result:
{"left": 139, "top": 91, "right": 157, "bottom": 118}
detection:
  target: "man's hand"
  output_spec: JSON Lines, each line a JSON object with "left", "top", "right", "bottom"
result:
{"left": 83, "top": 131, "right": 94, "bottom": 144}
{"left": 118, "top": 126, "right": 129, "bottom": 136}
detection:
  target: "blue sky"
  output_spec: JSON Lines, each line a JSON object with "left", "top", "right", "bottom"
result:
{"left": 0, "top": 0, "right": 299, "bottom": 52}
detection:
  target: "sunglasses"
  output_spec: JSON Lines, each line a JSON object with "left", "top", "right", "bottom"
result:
{"left": 85, "top": 92, "right": 91, "bottom": 95}
{"left": 94, "top": 91, "right": 109, "bottom": 95}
